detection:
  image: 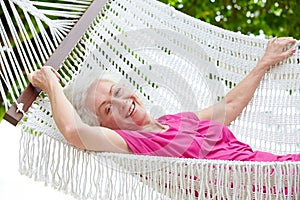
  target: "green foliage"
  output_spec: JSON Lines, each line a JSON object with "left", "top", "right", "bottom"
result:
{"left": 159, "top": 0, "right": 300, "bottom": 39}
{"left": 0, "top": 105, "right": 5, "bottom": 122}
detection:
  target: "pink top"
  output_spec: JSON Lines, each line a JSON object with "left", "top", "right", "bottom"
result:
{"left": 116, "top": 112, "right": 299, "bottom": 161}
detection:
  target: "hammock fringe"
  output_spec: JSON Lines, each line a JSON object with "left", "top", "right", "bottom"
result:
{"left": 19, "top": 129, "right": 300, "bottom": 199}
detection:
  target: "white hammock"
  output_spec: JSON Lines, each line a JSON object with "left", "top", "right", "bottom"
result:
{"left": 1, "top": 0, "right": 300, "bottom": 199}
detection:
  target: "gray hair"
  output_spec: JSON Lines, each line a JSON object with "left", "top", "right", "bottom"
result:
{"left": 63, "top": 70, "right": 122, "bottom": 126}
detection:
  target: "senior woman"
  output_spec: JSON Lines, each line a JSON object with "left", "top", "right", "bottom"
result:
{"left": 28, "top": 37, "right": 300, "bottom": 161}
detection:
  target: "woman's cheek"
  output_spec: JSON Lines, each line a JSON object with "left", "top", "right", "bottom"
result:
{"left": 133, "top": 108, "right": 148, "bottom": 126}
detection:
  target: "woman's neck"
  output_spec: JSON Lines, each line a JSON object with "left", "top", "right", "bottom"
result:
{"left": 141, "top": 119, "right": 169, "bottom": 133}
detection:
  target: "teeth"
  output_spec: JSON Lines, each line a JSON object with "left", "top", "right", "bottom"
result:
{"left": 127, "top": 102, "right": 135, "bottom": 117}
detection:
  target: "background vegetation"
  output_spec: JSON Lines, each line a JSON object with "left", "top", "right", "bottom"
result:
{"left": 0, "top": 0, "right": 299, "bottom": 122}
{"left": 159, "top": 0, "right": 300, "bottom": 39}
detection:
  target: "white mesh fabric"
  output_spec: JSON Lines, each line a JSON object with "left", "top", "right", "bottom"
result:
{"left": 21, "top": 0, "right": 300, "bottom": 154}
{"left": 12, "top": 0, "right": 300, "bottom": 199}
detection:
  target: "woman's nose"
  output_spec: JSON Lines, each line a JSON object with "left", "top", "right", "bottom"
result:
{"left": 111, "top": 97, "right": 127, "bottom": 110}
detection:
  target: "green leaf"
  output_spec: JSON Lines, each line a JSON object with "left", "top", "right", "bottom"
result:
{"left": 0, "top": 105, "right": 5, "bottom": 122}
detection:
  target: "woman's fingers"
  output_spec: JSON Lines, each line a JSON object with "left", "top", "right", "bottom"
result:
{"left": 51, "top": 68, "right": 61, "bottom": 81}
{"left": 43, "top": 66, "right": 61, "bottom": 81}
{"left": 287, "top": 46, "right": 297, "bottom": 56}
{"left": 27, "top": 70, "right": 38, "bottom": 85}
{"left": 280, "top": 37, "right": 296, "bottom": 47}
{"left": 280, "top": 48, "right": 296, "bottom": 60}
{"left": 27, "top": 72, "right": 33, "bottom": 82}
{"left": 269, "top": 37, "right": 278, "bottom": 44}
{"left": 272, "top": 37, "right": 296, "bottom": 48}
{"left": 27, "top": 66, "right": 61, "bottom": 92}
{"left": 270, "top": 37, "right": 297, "bottom": 53}
{"left": 263, "top": 37, "right": 297, "bottom": 67}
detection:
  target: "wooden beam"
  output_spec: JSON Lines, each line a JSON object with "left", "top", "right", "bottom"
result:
{"left": 4, "top": 0, "right": 107, "bottom": 126}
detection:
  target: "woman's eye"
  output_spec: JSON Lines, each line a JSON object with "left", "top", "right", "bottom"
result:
{"left": 114, "top": 87, "right": 121, "bottom": 97}
{"left": 106, "top": 104, "right": 112, "bottom": 114}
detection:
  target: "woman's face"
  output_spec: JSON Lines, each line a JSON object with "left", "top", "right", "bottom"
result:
{"left": 85, "top": 80, "right": 151, "bottom": 130}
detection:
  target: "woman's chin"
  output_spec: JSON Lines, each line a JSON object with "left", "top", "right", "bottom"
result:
{"left": 133, "top": 114, "right": 151, "bottom": 127}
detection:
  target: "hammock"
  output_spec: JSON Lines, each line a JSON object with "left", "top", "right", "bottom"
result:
{"left": 2, "top": 0, "right": 300, "bottom": 199}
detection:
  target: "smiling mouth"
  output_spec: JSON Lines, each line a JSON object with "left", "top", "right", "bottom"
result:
{"left": 126, "top": 101, "right": 135, "bottom": 118}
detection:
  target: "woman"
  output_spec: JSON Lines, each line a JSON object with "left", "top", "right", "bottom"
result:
{"left": 28, "top": 37, "right": 299, "bottom": 161}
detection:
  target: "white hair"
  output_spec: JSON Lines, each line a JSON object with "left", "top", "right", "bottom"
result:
{"left": 63, "top": 69, "right": 122, "bottom": 126}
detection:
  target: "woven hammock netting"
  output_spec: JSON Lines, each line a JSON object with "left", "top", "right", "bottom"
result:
{"left": 1, "top": 0, "right": 300, "bottom": 199}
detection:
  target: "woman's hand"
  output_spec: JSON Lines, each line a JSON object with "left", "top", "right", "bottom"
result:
{"left": 196, "top": 36, "right": 297, "bottom": 126}
{"left": 261, "top": 37, "right": 296, "bottom": 68}
{"left": 28, "top": 66, "right": 61, "bottom": 94}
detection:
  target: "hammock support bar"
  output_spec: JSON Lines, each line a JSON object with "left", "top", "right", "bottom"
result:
{"left": 4, "top": 0, "right": 107, "bottom": 126}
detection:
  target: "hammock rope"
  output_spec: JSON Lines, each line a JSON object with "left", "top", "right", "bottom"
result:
{"left": 2, "top": 0, "right": 300, "bottom": 199}
{"left": 0, "top": 0, "right": 92, "bottom": 111}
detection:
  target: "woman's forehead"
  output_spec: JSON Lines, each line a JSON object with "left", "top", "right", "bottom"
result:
{"left": 87, "top": 79, "right": 114, "bottom": 94}
{"left": 85, "top": 80, "right": 115, "bottom": 107}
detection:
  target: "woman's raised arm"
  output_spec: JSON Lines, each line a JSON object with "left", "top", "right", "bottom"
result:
{"left": 195, "top": 37, "right": 297, "bottom": 126}
{"left": 28, "top": 66, "right": 131, "bottom": 153}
